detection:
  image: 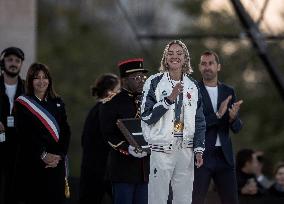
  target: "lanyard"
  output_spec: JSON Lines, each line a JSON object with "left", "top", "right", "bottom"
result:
{"left": 167, "top": 73, "right": 183, "bottom": 122}
{"left": 175, "top": 93, "right": 183, "bottom": 122}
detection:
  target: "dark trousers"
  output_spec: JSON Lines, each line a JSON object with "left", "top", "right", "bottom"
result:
{"left": 192, "top": 147, "right": 238, "bottom": 204}
{"left": 0, "top": 143, "right": 17, "bottom": 204}
{"left": 112, "top": 182, "right": 148, "bottom": 204}
{"left": 79, "top": 179, "right": 112, "bottom": 204}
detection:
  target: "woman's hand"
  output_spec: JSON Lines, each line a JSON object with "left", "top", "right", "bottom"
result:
{"left": 195, "top": 153, "right": 203, "bottom": 168}
{"left": 167, "top": 83, "right": 183, "bottom": 102}
{"left": 42, "top": 153, "right": 61, "bottom": 168}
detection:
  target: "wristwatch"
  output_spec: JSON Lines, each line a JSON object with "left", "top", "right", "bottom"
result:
{"left": 164, "top": 97, "right": 174, "bottom": 105}
{"left": 41, "top": 151, "right": 47, "bottom": 160}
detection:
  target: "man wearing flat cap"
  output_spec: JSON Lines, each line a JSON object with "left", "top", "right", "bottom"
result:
{"left": 0, "top": 47, "right": 25, "bottom": 204}
{"left": 100, "top": 58, "right": 149, "bottom": 204}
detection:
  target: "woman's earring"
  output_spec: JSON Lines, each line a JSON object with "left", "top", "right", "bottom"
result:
{"left": 165, "top": 63, "right": 169, "bottom": 69}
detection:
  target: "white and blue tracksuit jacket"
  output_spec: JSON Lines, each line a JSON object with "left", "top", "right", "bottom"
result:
{"left": 141, "top": 72, "right": 206, "bottom": 153}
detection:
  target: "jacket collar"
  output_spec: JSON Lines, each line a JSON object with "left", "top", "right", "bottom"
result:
{"left": 199, "top": 80, "right": 223, "bottom": 112}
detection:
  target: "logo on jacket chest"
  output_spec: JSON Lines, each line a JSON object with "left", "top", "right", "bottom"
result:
{"left": 162, "top": 90, "right": 167, "bottom": 96}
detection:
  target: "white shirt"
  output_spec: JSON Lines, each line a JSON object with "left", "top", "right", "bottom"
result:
{"left": 205, "top": 86, "right": 221, "bottom": 146}
{"left": 5, "top": 83, "right": 17, "bottom": 114}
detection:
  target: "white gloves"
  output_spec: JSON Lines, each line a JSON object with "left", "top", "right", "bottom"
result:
{"left": 128, "top": 145, "right": 147, "bottom": 158}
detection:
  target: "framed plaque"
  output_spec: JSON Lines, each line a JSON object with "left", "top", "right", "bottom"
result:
{"left": 116, "top": 118, "right": 150, "bottom": 153}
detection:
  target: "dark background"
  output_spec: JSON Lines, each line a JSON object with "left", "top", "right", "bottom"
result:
{"left": 37, "top": 0, "right": 284, "bottom": 178}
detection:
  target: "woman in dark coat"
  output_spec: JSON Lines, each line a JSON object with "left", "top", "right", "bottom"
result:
{"left": 79, "top": 73, "right": 120, "bottom": 204}
{"left": 269, "top": 162, "right": 284, "bottom": 197}
{"left": 14, "top": 63, "right": 71, "bottom": 204}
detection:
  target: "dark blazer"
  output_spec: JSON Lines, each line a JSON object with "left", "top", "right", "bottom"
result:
{"left": 0, "top": 75, "right": 25, "bottom": 204}
{"left": 269, "top": 183, "right": 284, "bottom": 197}
{"left": 14, "top": 95, "right": 71, "bottom": 204}
{"left": 0, "top": 75, "right": 25, "bottom": 144}
{"left": 99, "top": 89, "right": 149, "bottom": 183}
{"left": 198, "top": 81, "right": 243, "bottom": 167}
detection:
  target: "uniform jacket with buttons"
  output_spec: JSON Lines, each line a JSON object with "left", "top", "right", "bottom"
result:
{"left": 99, "top": 89, "right": 150, "bottom": 183}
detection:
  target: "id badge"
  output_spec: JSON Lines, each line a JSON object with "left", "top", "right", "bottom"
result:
{"left": 0, "top": 132, "right": 5, "bottom": 142}
{"left": 7, "top": 116, "right": 15, "bottom": 127}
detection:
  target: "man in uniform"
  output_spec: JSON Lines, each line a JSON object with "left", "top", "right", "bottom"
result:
{"left": 100, "top": 58, "right": 149, "bottom": 204}
{"left": 0, "top": 47, "right": 25, "bottom": 204}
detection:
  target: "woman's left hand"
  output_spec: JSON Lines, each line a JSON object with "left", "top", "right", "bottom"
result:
{"left": 43, "top": 153, "right": 61, "bottom": 168}
{"left": 195, "top": 153, "right": 203, "bottom": 168}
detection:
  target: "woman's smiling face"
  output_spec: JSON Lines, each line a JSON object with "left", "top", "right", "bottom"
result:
{"left": 166, "top": 43, "right": 185, "bottom": 71}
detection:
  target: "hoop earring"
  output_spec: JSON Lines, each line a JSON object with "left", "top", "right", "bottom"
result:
{"left": 165, "top": 62, "right": 169, "bottom": 70}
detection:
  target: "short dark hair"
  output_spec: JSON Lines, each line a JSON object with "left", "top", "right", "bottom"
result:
{"left": 236, "top": 149, "right": 255, "bottom": 170}
{"left": 91, "top": 73, "right": 119, "bottom": 99}
{"left": 200, "top": 50, "right": 220, "bottom": 64}
{"left": 26, "top": 63, "right": 57, "bottom": 99}
{"left": 0, "top": 47, "right": 24, "bottom": 70}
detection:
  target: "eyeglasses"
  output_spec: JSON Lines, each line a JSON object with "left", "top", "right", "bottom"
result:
{"left": 128, "top": 75, "right": 147, "bottom": 82}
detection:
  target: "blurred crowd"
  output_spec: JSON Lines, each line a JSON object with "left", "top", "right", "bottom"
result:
{"left": 236, "top": 148, "right": 284, "bottom": 197}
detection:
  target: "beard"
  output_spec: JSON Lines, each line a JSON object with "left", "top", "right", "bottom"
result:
{"left": 202, "top": 71, "right": 216, "bottom": 81}
{"left": 3, "top": 66, "right": 20, "bottom": 77}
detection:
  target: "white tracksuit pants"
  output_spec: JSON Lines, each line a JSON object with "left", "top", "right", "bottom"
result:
{"left": 148, "top": 139, "right": 194, "bottom": 204}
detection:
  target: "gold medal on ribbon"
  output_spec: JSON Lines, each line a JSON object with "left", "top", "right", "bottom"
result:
{"left": 174, "top": 121, "right": 184, "bottom": 132}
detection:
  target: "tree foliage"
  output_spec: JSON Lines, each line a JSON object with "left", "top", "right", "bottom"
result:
{"left": 37, "top": 0, "right": 284, "bottom": 176}
{"left": 177, "top": 0, "right": 284, "bottom": 174}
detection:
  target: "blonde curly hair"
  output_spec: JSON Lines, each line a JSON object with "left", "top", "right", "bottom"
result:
{"left": 159, "top": 40, "right": 193, "bottom": 74}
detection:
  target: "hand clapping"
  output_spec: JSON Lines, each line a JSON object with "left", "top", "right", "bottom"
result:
{"left": 229, "top": 100, "right": 243, "bottom": 122}
{"left": 217, "top": 95, "right": 243, "bottom": 122}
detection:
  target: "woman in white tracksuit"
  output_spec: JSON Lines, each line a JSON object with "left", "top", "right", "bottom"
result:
{"left": 141, "top": 40, "right": 206, "bottom": 204}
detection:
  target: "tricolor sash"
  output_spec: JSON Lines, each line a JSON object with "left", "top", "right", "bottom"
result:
{"left": 16, "top": 95, "right": 60, "bottom": 142}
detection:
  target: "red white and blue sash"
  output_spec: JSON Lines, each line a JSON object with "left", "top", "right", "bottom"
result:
{"left": 16, "top": 95, "right": 60, "bottom": 142}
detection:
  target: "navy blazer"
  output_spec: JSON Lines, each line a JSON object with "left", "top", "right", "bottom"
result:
{"left": 198, "top": 81, "right": 243, "bottom": 167}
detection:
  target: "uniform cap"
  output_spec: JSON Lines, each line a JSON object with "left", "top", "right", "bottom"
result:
{"left": 118, "top": 58, "right": 148, "bottom": 77}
